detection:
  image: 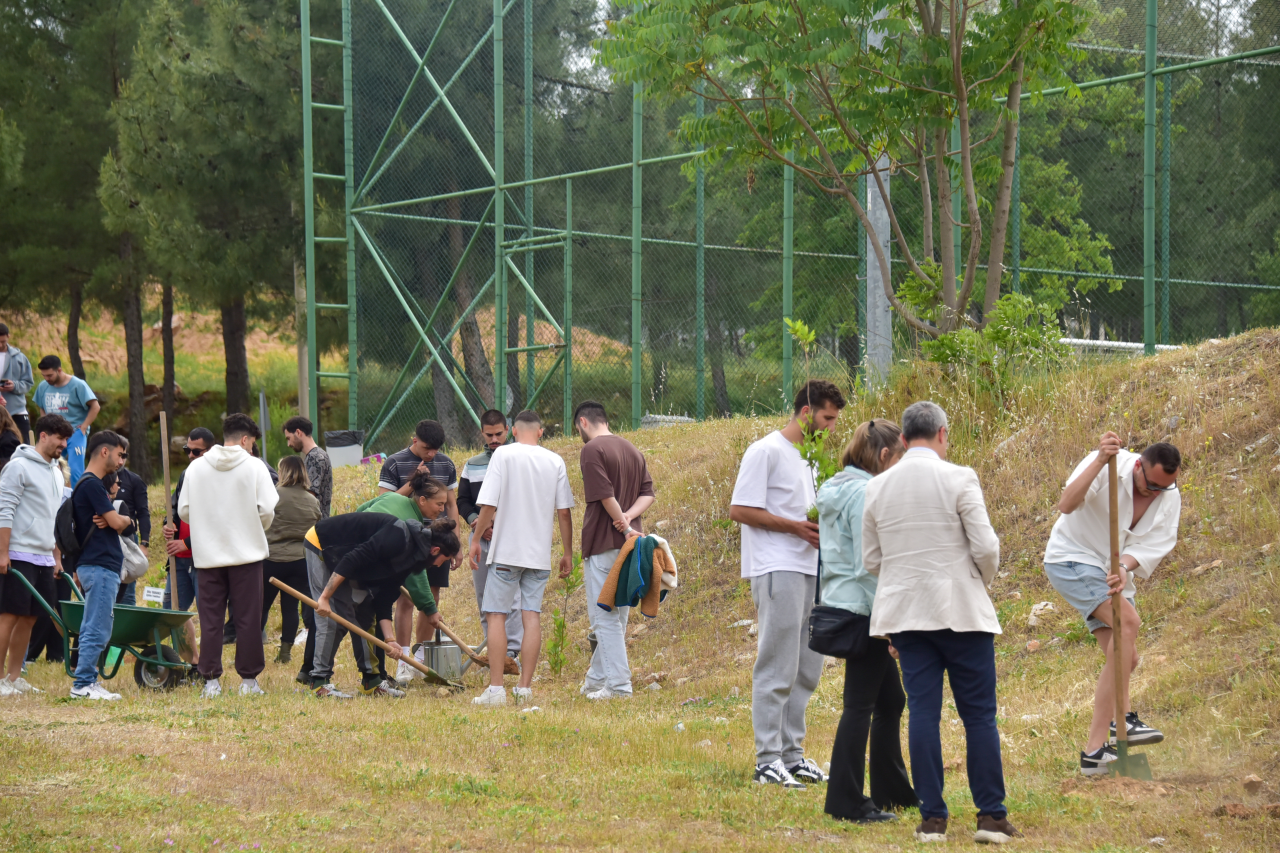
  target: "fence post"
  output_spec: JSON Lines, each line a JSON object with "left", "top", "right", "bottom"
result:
{"left": 301, "top": 0, "right": 319, "bottom": 426}
{"left": 563, "top": 179, "right": 573, "bottom": 432}
{"left": 695, "top": 86, "right": 706, "bottom": 421}
{"left": 1011, "top": 126, "right": 1021, "bottom": 295}
{"left": 1143, "top": 0, "right": 1157, "bottom": 354}
{"left": 524, "top": 0, "right": 535, "bottom": 402}
{"left": 631, "top": 81, "right": 643, "bottom": 430}
{"left": 493, "top": 0, "right": 506, "bottom": 409}
{"left": 782, "top": 155, "right": 795, "bottom": 400}
{"left": 1161, "top": 64, "right": 1172, "bottom": 345}
{"left": 342, "top": 0, "right": 358, "bottom": 429}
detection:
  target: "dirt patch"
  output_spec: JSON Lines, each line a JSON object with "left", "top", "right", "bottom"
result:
{"left": 1060, "top": 776, "right": 1174, "bottom": 799}
{"left": 1211, "top": 803, "right": 1280, "bottom": 819}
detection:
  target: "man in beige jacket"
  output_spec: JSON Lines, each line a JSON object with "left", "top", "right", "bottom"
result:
{"left": 864, "top": 401, "right": 1017, "bottom": 845}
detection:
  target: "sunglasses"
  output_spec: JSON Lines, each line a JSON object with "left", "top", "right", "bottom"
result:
{"left": 120, "top": 452, "right": 128, "bottom": 460}
{"left": 1137, "top": 462, "right": 1177, "bottom": 493}
{"left": 183, "top": 447, "right": 205, "bottom": 458}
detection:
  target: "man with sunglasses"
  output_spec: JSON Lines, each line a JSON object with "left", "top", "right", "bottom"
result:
{"left": 1043, "top": 431, "right": 1181, "bottom": 776}
{"left": 161, "top": 428, "right": 216, "bottom": 663}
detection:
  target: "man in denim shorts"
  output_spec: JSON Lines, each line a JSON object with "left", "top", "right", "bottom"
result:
{"left": 468, "top": 410, "right": 574, "bottom": 706}
{"left": 1043, "top": 431, "right": 1181, "bottom": 775}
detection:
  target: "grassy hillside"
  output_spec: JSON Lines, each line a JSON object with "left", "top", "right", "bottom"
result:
{"left": 2, "top": 331, "right": 1278, "bottom": 852}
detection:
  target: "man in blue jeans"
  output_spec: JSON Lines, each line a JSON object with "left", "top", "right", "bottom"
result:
{"left": 69, "top": 430, "right": 132, "bottom": 701}
{"left": 863, "top": 402, "right": 1018, "bottom": 845}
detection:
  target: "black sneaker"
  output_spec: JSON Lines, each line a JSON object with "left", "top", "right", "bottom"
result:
{"left": 786, "top": 757, "right": 828, "bottom": 784}
{"left": 1110, "top": 712, "right": 1164, "bottom": 746}
{"left": 1080, "top": 745, "right": 1118, "bottom": 776}
{"left": 753, "top": 759, "right": 805, "bottom": 789}
{"left": 833, "top": 804, "right": 898, "bottom": 824}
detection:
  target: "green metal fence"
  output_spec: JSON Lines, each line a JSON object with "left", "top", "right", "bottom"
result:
{"left": 300, "top": 0, "right": 1280, "bottom": 452}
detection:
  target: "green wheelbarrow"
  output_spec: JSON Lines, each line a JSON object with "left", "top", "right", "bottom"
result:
{"left": 10, "top": 568, "right": 195, "bottom": 690}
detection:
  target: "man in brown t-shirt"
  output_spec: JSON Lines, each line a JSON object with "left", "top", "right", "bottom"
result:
{"left": 575, "top": 400, "right": 655, "bottom": 700}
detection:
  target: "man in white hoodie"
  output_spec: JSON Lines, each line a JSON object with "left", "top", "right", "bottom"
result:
{"left": 0, "top": 414, "right": 73, "bottom": 695}
{"left": 178, "top": 413, "right": 278, "bottom": 697}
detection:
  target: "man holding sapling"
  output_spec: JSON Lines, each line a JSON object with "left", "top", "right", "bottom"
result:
{"left": 573, "top": 400, "right": 655, "bottom": 700}
{"left": 730, "top": 379, "right": 846, "bottom": 789}
{"left": 1043, "top": 432, "right": 1181, "bottom": 776}
{"left": 468, "top": 410, "right": 574, "bottom": 707}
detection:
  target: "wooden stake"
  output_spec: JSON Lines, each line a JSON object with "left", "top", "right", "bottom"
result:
{"left": 1108, "top": 455, "right": 1130, "bottom": 771}
{"left": 159, "top": 412, "right": 175, "bottom": 600}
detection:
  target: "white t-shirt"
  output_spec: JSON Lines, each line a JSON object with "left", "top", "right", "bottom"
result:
{"left": 476, "top": 442, "right": 575, "bottom": 571}
{"left": 0, "top": 350, "right": 8, "bottom": 380}
{"left": 730, "top": 430, "right": 818, "bottom": 578}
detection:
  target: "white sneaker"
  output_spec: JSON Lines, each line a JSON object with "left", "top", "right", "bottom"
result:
{"left": 240, "top": 679, "right": 265, "bottom": 696}
{"left": 8, "top": 677, "right": 41, "bottom": 694}
{"left": 586, "top": 687, "right": 630, "bottom": 701}
{"left": 472, "top": 685, "right": 508, "bottom": 706}
{"left": 512, "top": 686, "right": 533, "bottom": 705}
{"left": 202, "top": 679, "right": 223, "bottom": 698}
{"left": 0, "top": 679, "right": 17, "bottom": 697}
{"left": 70, "top": 683, "right": 121, "bottom": 701}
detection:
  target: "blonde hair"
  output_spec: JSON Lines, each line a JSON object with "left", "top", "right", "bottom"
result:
{"left": 840, "top": 419, "right": 904, "bottom": 475}
{"left": 277, "top": 455, "right": 311, "bottom": 490}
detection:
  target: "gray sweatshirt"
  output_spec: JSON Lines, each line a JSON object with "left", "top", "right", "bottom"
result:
{"left": 0, "top": 444, "right": 65, "bottom": 555}
{"left": 0, "top": 344, "right": 34, "bottom": 415}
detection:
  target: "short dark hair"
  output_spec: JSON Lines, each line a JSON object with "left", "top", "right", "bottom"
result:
{"left": 0, "top": 323, "right": 9, "bottom": 336}
{"left": 223, "top": 413, "right": 262, "bottom": 441}
{"left": 414, "top": 419, "right": 445, "bottom": 449}
{"left": 792, "top": 379, "right": 847, "bottom": 416}
{"left": 87, "top": 430, "right": 125, "bottom": 459}
{"left": 283, "top": 415, "right": 313, "bottom": 437}
{"left": 1141, "top": 442, "right": 1181, "bottom": 474}
{"left": 573, "top": 400, "right": 608, "bottom": 427}
{"left": 38, "top": 355, "right": 62, "bottom": 371}
{"left": 513, "top": 409, "right": 541, "bottom": 427}
{"left": 101, "top": 471, "right": 118, "bottom": 491}
{"left": 34, "top": 413, "right": 73, "bottom": 440}
{"left": 479, "top": 409, "right": 507, "bottom": 428}
{"left": 409, "top": 471, "right": 447, "bottom": 500}
{"left": 188, "top": 427, "right": 216, "bottom": 446}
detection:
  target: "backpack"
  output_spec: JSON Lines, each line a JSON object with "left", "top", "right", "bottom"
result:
{"left": 54, "top": 477, "right": 98, "bottom": 572}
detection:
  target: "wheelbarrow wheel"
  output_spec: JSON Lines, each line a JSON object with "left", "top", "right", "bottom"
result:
{"left": 134, "top": 644, "right": 183, "bottom": 691}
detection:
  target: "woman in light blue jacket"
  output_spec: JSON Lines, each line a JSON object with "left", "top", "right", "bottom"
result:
{"left": 817, "top": 419, "right": 918, "bottom": 824}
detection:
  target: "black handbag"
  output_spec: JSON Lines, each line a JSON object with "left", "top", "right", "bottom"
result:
{"left": 807, "top": 556, "right": 871, "bottom": 660}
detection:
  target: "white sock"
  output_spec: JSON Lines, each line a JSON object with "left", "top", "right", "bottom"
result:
{"left": 242, "top": 678, "right": 257, "bottom": 688}
{"left": 208, "top": 678, "right": 220, "bottom": 688}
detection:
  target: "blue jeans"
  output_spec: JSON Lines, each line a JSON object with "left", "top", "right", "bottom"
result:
{"left": 892, "top": 630, "right": 1006, "bottom": 821}
{"left": 163, "top": 557, "right": 197, "bottom": 611}
{"left": 116, "top": 581, "right": 136, "bottom": 606}
{"left": 74, "top": 564, "right": 122, "bottom": 688}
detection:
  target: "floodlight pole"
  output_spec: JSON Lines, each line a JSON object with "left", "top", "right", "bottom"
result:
{"left": 695, "top": 88, "right": 706, "bottom": 422}
{"left": 493, "top": 0, "right": 506, "bottom": 411}
{"left": 631, "top": 81, "right": 643, "bottom": 430}
{"left": 524, "top": 0, "right": 534, "bottom": 404}
{"left": 1143, "top": 0, "right": 1157, "bottom": 355}
{"left": 1160, "top": 64, "right": 1172, "bottom": 346}
{"left": 301, "top": 0, "right": 319, "bottom": 426}
{"left": 343, "top": 0, "right": 358, "bottom": 428}
{"left": 563, "top": 179, "right": 573, "bottom": 431}
{"left": 782, "top": 154, "right": 794, "bottom": 399}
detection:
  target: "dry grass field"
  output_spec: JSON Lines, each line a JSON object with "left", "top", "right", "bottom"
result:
{"left": 2, "top": 331, "right": 1279, "bottom": 852}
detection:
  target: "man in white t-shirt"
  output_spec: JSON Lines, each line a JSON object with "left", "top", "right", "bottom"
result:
{"left": 1043, "top": 431, "right": 1181, "bottom": 775}
{"left": 730, "top": 379, "right": 846, "bottom": 789}
{"left": 468, "top": 409, "right": 574, "bottom": 707}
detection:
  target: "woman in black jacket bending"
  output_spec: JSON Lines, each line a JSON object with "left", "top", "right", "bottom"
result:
{"left": 303, "top": 513, "right": 459, "bottom": 698}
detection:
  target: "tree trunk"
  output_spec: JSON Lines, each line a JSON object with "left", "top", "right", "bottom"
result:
{"left": 982, "top": 55, "right": 1025, "bottom": 323}
{"left": 67, "top": 282, "right": 87, "bottom": 380}
{"left": 705, "top": 275, "right": 732, "bottom": 417}
{"left": 446, "top": 194, "right": 496, "bottom": 413}
{"left": 161, "top": 283, "right": 175, "bottom": 428}
{"left": 415, "top": 239, "right": 464, "bottom": 444}
{"left": 506, "top": 287, "right": 524, "bottom": 413}
{"left": 221, "top": 297, "right": 251, "bottom": 416}
{"left": 934, "top": 126, "right": 957, "bottom": 322}
{"left": 121, "top": 274, "right": 152, "bottom": 483}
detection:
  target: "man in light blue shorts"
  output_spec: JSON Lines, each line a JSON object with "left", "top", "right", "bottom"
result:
{"left": 1043, "top": 431, "right": 1181, "bottom": 775}
{"left": 468, "top": 409, "right": 574, "bottom": 706}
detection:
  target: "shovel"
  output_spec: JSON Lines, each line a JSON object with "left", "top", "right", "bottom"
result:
{"left": 399, "top": 586, "right": 518, "bottom": 675}
{"left": 1107, "top": 454, "right": 1152, "bottom": 781}
{"left": 271, "top": 578, "right": 462, "bottom": 688}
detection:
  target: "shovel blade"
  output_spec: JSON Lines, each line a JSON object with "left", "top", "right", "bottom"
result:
{"left": 1108, "top": 750, "right": 1153, "bottom": 781}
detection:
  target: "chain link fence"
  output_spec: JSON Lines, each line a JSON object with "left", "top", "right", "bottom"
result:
{"left": 341, "top": 0, "right": 1280, "bottom": 452}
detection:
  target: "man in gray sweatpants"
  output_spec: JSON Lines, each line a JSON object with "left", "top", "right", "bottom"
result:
{"left": 305, "top": 547, "right": 378, "bottom": 697}
{"left": 730, "top": 379, "right": 846, "bottom": 789}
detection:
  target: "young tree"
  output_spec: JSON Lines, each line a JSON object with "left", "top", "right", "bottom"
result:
{"left": 597, "top": 0, "right": 1089, "bottom": 336}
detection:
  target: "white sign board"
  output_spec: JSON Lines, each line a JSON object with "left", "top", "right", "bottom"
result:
{"left": 142, "top": 586, "right": 165, "bottom": 604}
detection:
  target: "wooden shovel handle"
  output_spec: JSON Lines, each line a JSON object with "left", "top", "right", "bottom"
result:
{"left": 1108, "top": 454, "right": 1128, "bottom": 745}
{"left": 397, "top": 585, "right": 485, "bottom": 665}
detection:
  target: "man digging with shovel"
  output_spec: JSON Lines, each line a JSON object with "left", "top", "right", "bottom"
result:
{"left": 1043, "top": 431, "right": 1181, "bottom": 775}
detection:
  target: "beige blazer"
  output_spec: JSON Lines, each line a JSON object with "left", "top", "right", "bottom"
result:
{"left": 863, "top": 449, "right": 1002, "bottom": 635}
